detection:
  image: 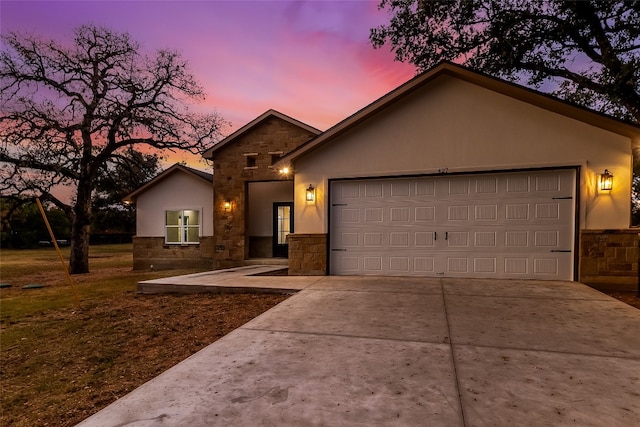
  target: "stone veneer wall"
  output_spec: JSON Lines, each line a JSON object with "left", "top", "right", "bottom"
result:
{"left": 580, "top": 230, "right": 639, "bottom": 291}
{"left": 288, "top": 234, "right": 327, "bottom": 275}
{"left": 211, "top": 116, "right": 318, "bottom": 270}
{"left": 132, "top": 236, "right": 214, "bottom": 271}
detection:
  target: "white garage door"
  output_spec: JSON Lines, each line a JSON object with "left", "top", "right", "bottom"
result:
{"left": 330, "top": 169, "right": 576, "bottom": 279}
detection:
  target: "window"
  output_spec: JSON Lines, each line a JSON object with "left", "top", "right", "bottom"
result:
{"left": 276, "top": 205, "right": 291, "bottom": 244}
{"left": 165, "top": 209, "right": 200, "bottom": 244}
{"left": 268, "top": 151, "right": 283, "bottom": 168}
{"left": 244, "top": 152, "right": 258, "bottom": 169}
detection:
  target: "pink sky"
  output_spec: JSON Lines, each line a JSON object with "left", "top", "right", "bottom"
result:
{"left": 1, "top": 0, "right": 416, "bottom": 169}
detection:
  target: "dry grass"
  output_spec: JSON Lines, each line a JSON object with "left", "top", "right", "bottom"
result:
{"left": 602, "top": 290, "right": 640, "bottom": 310}
{"left": 0, "top": 245, "right": 289, "bottom": 426}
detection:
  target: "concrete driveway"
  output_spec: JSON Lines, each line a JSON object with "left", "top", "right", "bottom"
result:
{"left": 77, "top": 277, "right": 640, "bottom": 426}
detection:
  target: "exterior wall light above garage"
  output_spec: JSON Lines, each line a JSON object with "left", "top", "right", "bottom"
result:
{"left": 599, "top": 169, "right": 613, "bottom": 191}
{"left": 305, "top": 184, "right": 316, "bottom": 203}
{"left": 279, "top": 166, "right": 291, "bottom": 175}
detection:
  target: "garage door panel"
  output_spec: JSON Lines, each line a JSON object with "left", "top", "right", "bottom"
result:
{"left": 340, "top": 208, "right": 360, "bottom": 223}
{"left": 363, "top": 256, "right": 383, "bottom": 272}
{"left": 474, "top": 257, "right": 497, "bottom": 273}
{"left": 507, "top": 175, "right": 531, "bottom": 193}
{"left": 337, "top": 256, "right": 360, "bottom": 273}
{"left": 448, "top": 178, "right": 470, "bottom": 195}
{"left": 505, "top": 257, "right": 528, "bottom": 274}
{"left": 390, "top": 256, "right": 410, "bottom": 273}
{"left": 476, "top": 176, "right": 498, "bottom": 194}
{"left": 330, "top": 169, "right": 576, "bottom": 279}
{"left": 416, "top": 180, "right": 436, "bottom": 196}
{"left": 365, "top": 182, "right": 383, "bottom": 198}
{"left": 336, "top": 182, "right": 360, "bottom": 201}
{"left": 415, "top": 206, "right": 436, "bottom": 221}
{"left": 474, "top": 231, "right": 497, "bottom": 247}
{"left": 475, "top": 204, "right": 498, "bottom": 221}
{"left": 363, "top": 232, "right": 383, "bottom": 247}
{"left": 414, "top": 257, "right": 436, "bottom": 273}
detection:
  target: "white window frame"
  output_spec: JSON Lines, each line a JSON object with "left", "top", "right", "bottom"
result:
{"left": 165, "top": 209, "right": 201, "bottom": 245}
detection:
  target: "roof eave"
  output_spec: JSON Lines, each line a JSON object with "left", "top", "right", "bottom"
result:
{"left": 122, "top": 164, "right": 213, "bottom": 204}
{"left": 202, "top": 109, "right": 322, "bottom": 159}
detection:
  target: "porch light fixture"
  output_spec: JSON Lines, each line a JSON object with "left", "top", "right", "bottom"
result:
{"left": 599, "top": 169, "right": 613, "bottom": 191}
{"left": 305, "top": 184, "right": 316, "bottom": 203}
{"left": 223, "top": 200, "right": 232, "bottom": 212}
{"left": 279, "top": 167, "right": 290, "bottom": 175}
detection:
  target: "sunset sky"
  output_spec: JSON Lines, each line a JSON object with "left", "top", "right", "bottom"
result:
{"left": 1, "top": 0, "right": 416, "bottom": 168}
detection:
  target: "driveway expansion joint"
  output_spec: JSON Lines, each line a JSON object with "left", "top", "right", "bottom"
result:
{"left": 239, "top": 326, "right": 451, "bottom": 346}
{"left": 440, "top": 278, "right": 468, "bottom": 427}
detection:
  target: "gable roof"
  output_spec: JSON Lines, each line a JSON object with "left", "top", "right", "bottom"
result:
{"left": 277, "top": 61, "right": 640, "bottom": 168}
{"left": 202, "top": 109, "right": 322, "bottom": 159}
{"left": 123, "top": 163, "right": 213, "bottom": 204}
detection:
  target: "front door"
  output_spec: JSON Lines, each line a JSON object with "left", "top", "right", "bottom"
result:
{"left": 273, "top": 202, "right": 293, "bottom": 258}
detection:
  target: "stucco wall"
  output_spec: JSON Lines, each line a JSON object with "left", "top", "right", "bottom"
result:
{"left": 247, "top": 181, "right": 294, "bottom": 236}
{"left": 293, "top": 76, "right": 633, "bottom": 233}
{"left": 136, "top": 172, "right": 214, "bottom": 237}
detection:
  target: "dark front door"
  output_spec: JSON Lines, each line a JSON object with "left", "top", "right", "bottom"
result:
{"left": 273, "top": 202, "right": 293, "bottom": 258}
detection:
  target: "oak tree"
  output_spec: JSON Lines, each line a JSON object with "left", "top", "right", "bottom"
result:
{"left": 91, "top": 150, "right": 161, "bottom": 236}
{"left": 371, "top": 0, "right": 640, "bottom": 123}
{"left": 1, "top": 25, "right": 224, "bottom": 273}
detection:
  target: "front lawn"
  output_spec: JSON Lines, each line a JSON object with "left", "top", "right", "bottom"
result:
{"left": 0, "top": 244, "right": 288, "bottom": 426}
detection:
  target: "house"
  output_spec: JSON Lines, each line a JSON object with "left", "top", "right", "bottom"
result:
{"left": 279, "top": 62, "right": 639, "bottom": 288}
{"left": 128, "top": 62, "right": 640, "bottom": 290}
{"left": 124, "top": 164, "right": 215, "bottom": 270}
{"left": 125, "top": 110, "right": 321, "bottom": 271}
{"left": 202, "top": 110, "right": 321, "bottom": 269}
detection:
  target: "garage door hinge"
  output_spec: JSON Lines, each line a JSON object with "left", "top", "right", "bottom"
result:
{"left": 332, "top": 248, "right": 347, "bottom": 252}
{"left": 550, "top": 249, "right": 572, "bottom": 253}
{"left": 552, "top": 196, "right": 573, "bottom": 200}
{"left": 332, "top": 203, "right": 348, "bottom": 206}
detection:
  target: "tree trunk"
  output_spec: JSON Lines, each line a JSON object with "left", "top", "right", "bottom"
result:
{"left": 69, "top": 179, "right": 92, "bottom": 274}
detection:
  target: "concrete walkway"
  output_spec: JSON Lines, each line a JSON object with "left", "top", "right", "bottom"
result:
{"left": 137, "top": 265, "right": 317, "bottom": 294}
{"left": 78, "top": 276, "right": 640, "bottom": 426}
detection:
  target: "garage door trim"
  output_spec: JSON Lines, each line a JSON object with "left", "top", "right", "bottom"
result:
{"left": 327, "top": 166, "right": 580, "bottom": 280}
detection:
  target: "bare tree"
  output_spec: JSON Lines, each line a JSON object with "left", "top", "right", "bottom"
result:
{"left": 1, "top": 25, "right": 225, "bottom": 273}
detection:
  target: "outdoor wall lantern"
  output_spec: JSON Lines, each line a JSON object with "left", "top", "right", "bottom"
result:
{"left": 306, "top": 184, "right": 316, "bottom": 203}
{"left": 599, "top": 169, "right": 613, "bottom": 191}
{"left": 279, "top": 166, "right": 290, "bottom": 175}
{"left": 223, "top": 199, "right": 232, "bottom": 212}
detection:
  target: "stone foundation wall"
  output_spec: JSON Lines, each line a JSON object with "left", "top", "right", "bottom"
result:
{"left": 288, "top": 233, "right": 327, "bottom": 275}
{"left": 580, "top": 230, "right": 639, "bottom": 291}
{"left": 133, "top": 236, "right": 214, "bottom": 271}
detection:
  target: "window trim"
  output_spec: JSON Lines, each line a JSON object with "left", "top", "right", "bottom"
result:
{"left": 165, "top": 208, "right": 201, "bottom": 245}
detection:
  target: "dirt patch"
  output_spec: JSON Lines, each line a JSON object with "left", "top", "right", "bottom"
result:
{"left": 252, "top": 268, "right": 289, "bottom": 276}
{"left": 602, "top": 291, "right": 640, "bottom": 310}
{"left": 1, "top": 289, "right": 288, "bottom": 427}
